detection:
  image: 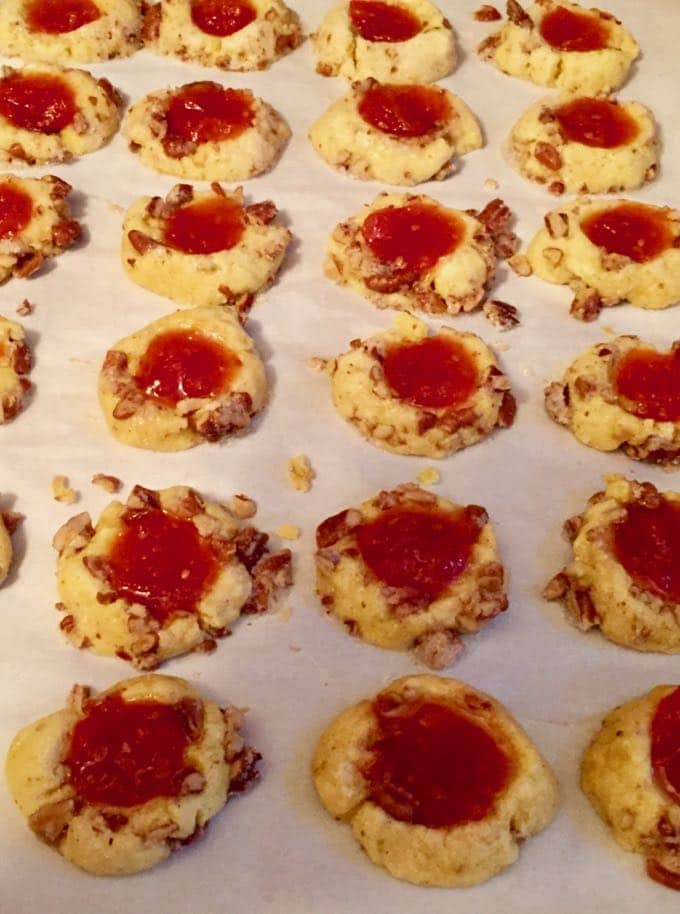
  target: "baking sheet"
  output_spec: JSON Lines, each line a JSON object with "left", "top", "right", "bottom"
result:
{"left": 1, "top": 1, "right": 680, "bottom": 911}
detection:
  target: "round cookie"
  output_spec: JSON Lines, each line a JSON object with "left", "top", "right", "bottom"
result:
{"left": 0, "top": 315, "right": 32, "bottom": 424}
{"left": 309, "top": 80, "right": 481, "bottom": 186}
{"left": 0, "top": 0, "right": 143, "bottom": 63}
{"left": 122, "top": 183, "right": 292, "bottom": 311}
{"left": 0, "top": 64, "right": 121, "bottom": 165}
{"left": 313, "top": 0, "right": 456, "bottom": 83}
{"left": 315, "top": 483, "right": 507, "bottom": 667}
{"left": 124, "top": 80, "right": 289, "bottom": 180}
{"left": 545, "top": 475, "right": 680, "bottom": 652}
{"left": 322, "top": 313, "right": 516, "bottom": 458}
{"left": 53, "top": 484, "right": 292, "bottom": 668}
{"left": 479, "top": 0, "right": 638, "bottom": 96}
{"left": 544, "top": 336, "right": 680, "bottom": 465}
{"left": 5, "top": 674, "right": 261, "bottom": 875}
{"left": 582, "top": 685, "right": 680, "bottom": 890}
{"left": 325, "top": 193, "right": 517, "bottom": 315}
{"left": 143, "top": 0, "right": 303, "bottom": 71}
{"left": 511, "top": 96, "right": 658, "bottom": 196}
{"left": 98, "top": 306, "right": 267, "bottom": 451}
{"left": 526, "top": 198, "right": 680, "bottom": 320}
{"left": 312, "top": 674, "right": 558, "bottom": 886}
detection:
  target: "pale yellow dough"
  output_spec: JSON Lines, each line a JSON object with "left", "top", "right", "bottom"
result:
{"left": 98, "top": 306, "right": 267, "bottom": 451}
{"left": 313, "top": 0, "right": 456, "bottom": 83}
{"left": 0, "top": 314, "right": 31, "bottom": 423}
{"left": 5, "top": 674, "right": 258, "bottom": 875}
{"left": 312, "top": 674, "right": 558, "bottom": 886}
{"left": 0, "top": 511, "right": 13, "bottom": 584}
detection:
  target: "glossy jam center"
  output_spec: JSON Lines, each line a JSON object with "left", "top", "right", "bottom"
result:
{"left": 539, "top": 6, "right": 610, "bottom": 51}
{"left": 581, "top": 203, "right": 673, "bottom": 263}
{"left": 651, "top": 687, "right": 680, "bottom": 806}
{"left": 613, "top": 500, "right": 680, "bottom": 603}
{"left": 358, "top": 83, "right": 451, "bottom": 137}
{"left": 356, "top": 506, "right": 481, "bottom": 601}
{"left": 614, "top": 347, "right": 680, "bottom": 423}
{"left": 66, "top": 695, "right": 195, "bottom": 807}
{"left": 26, "top": 0, "right": 101, "bottom": 33}
{"left": 362, "top": 697, "right": 512, "bottom": 828}
{"left": 361, "top": 202, "right": 463, "bottom": 274}
{"left": 165, "top": 84, "right": 255, "bottom": 145}
{"left": 0, "top": 72, "right": 76, "bottom": 133}
{"left": 190, "top": 0, "right": 256, "bottom": 36}
{"left": 349, "top": 0, "right": 421, "bottom": 42}
{"left": 0, "top": 182, "right": 33, "bottom": 240}
{"left": 555, "top": 97, "right": 639, "bottom": 148}
{"left": 134, "top": 329, "right": 240, "bottom": 406}
{"left": 107, "top": 507, "right": 220, "bottom": 623}
{"left": 383, "top": 336, "right": 479, "bottom": 409}
{"left": 164, "top": 196, "right": 245, "bottom": 255}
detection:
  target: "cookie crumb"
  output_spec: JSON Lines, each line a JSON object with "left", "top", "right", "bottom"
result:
{"left": 278, "top": 605, "right": 293, "bottom": 622}
{"left": 417, "top": 467, "right": 441, "bottom": 486}
{"left": 52, "top": 475, "right": 79, "bottom": 505}
{"left": 289, "top": 644, "right": 302, "bottom": 652}
{"left": 276, "top": 524, "right": 300, "bottom": 540}
{"left": 508, "top": 254, "right": 532, "bottom": 277}
{"left": 231, "top": 494, "right": 257, "bottom": 519}
{"left": 287, "top": 454, "right": 315, "bottom": 492}
{"left": 483, "top": 177, "right": 500, "bottom": 191}
{"left": 483, "top": 299, "right": 520, "bottom": 331}
{"left": 474, "top": 4, "right": 501, "bottom": 20}
{"left": 306, "top": 356, "right": 331, "bottom": 373}
{"left": 16, "top": 299, "right": 34, "bottom": 316}
{"left": 91, "top": 473, "right": 122, "bottom": 493}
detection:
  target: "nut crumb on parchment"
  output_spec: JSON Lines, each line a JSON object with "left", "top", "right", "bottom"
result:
{"left": 52, "top": 476, "right": 79, "bottom": 505}
{"left": 287, "top": 454, "right": 315, "bottom": 492}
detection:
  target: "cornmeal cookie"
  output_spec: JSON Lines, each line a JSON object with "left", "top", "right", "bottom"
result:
{"left": 526, "top": 198, "right": 680, "bottom": 320}
{"left": 511, "top": 96, "right": 658, "bottom": 195}
{"left": 0, "top": 65, "right": 121, "bottom": 165}
{"left": 326, "top": 194, "right": 517, "bottom": 314}
{"left": 124, "top": 81, "right": 289, "bottom": 180}
{"left": 122, "top": 183, "right": 291, "bottom": 311}
{"left": 0, "top": 315, "right": 32, "bottom": 423}
{"left": 479, "top": 0, "right": 638, "bottom": 96}
{"left": 0, "top": 507, "right": 21, "bottom": 584}
{"left": 309, "top": 80, "right": 481, "bottom": 186}
{"left": 582, "top": 685, "right": 680, "bottom": 890}
{"left": 545, "top": 476, "right": 680, "bottom": 652}
{"left": 0, "top": 0, "right": 143, "bottom": 63}
{"left": 98, "top": 306, "right": 267, "bottom": 451}
{"left": 545, "top": 337, "right": 680, "bottom": 465}
{"left": 315, "top": 483, "right": 507, "bottom": 667}
{"left": 313, "top": 0, "right": 456, "bottom": 83}
{"left": 323, "top": 313, "right": 516, "bottom": 458}
{"left": 5, "top": 674, "right": 261, "bottom": 875}
{"left": 53, "top": 484, "right": 292, "bottom": 668}
{"left": 143, "top": 0, "right": 302, "bottom": 71}
{"left": 312, "top": 674, "right": 558, "bottom": 886}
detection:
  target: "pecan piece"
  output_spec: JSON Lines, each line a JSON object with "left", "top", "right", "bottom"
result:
{"left": 507, "top": 0, "right": 532, "bottom": 26}
{"left": 534, "top": 142, "right": 562, "bottom": 171}
{"left": 474, "top": 4, "right": 501, "bottom": 20}
{"left": 316, "top": 508, "right": 362, "bottom": 548}
{"left": 241, "top": 549, "right": 292, "bottom": 614}
{"left": 244, "top": 200, "right": 278, "bottom": 224}
{"left": 128, "top": 230, "right": 163, "bottom": 255}
{"left": 413, "top": 630, "right": 464, "bottom": 670}
{"left": 570, "top": 288, "right": 603, "bottom": 322}
{"left": 483, "top": 298, "right": 520, "bottom": 330}
{"left": 142, "top": 2, "right": 161, "bottom": 40}
{"left": 52, "top": 218, "right": 81, "bottom": 249}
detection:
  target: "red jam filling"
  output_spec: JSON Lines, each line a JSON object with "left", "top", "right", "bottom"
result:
{"left": 555, "top": 97, "right": 639, "bottom": 148}
{"left": 190, "top": 0, "right": 256, "bottom": 36}
{"left": 356, "top": 505, "right": 482, "bottom": 601}
{"left": 613, "top": 500, "right": 680, "bottom": 603}
{"left": 357, "top": 83, "right": 451, "bottom": 138}
{"left": 106, "top": 506, "right": 220, "bottom": 623}
{"left": 164, "top": 196, "right": 245, "bottom": 255}
{"left": 361, "top": 696, "right": 512, "bottom": 828}
{"left": 349, "top": 0, "right": 421, "bottom": 42}
{"left": 651, "top": 686, "right": 680, "bottom": 806}
{"left": 26, "top": 0, "right": 101, "bottom": 33}
{"left": 580, "top": 203, "right": 673, "bottom": 264}
{"left": 0, "top": 72, "right": 77, "bottom": 133}
{"left": 539, "top": 5, "right": 610, "bottom": 51}
{"left": 134, "top": 329, "right": 241, "bottom": 406}
{"left": 0, "top": 182, "right": 33, "bottom": 240}
{"left": 614, "top": 347, "right": 680, "bottom": 423}
{"left": 383, "top": 336, "right": 479, "bottom": 409}
{"left": 165, "top": 84, "right": 255, "bottom": 146}
{"left": 66, "top": 695, "right": 196, "bottom": 807}
{"left": 361, "top": 202, "right": 463, "bottom": 274}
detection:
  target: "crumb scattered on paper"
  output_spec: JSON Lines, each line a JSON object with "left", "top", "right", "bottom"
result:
{"left": 52, "top": 475, "right": 79, "bottom": 505}
{"left": 484, "top": 177, "right": 499, "bottom": 191}
{"left": 287, "top": 454, "right": 315, "bottom": 492}
{"left": 276, "top": 524, "right": 300, "bottom": 540}
{"left": 417, "top": 467, "right": 441, "bottom": 486}
{"left": 16, "top": 299, "right": 34, "bottom": 316}
{"left": 508, "top": 254, "right": 532, "bottom": 277}
{"left": 231, "top": 494, "right": 257, "bottom": 518}
{"left": 91, "top": 473, "right": 121, "bottom": 493}
{"left": 278, "top": 605, "right": 293, "bottom": 622}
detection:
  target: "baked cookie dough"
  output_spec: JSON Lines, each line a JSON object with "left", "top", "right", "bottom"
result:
{"left": 544, "top": 336, "right": 680, "bottom": 465}
{"left": 0, "top": 65, "right": 121, "bottom": 165}
{"left": 545, "top": 475, "right": 680, "bottom": 652}
{"left": 53, "top": 484, "right": 292, "bottom": 668}
{"left": 582, "top": 685, "right": 680, "bottom": 890}
{"left": 312, "top": 674, "right": 558, "bottom": 886}
{"left": 122, "top": 183, "right": 291, "bottom": 311}
{"left": 98, "top": 306, "right": 267, "bottom": 451}
{"left": 5, "top": 674, "right": 261, "bottom": 875}
{"left": 326, "top": 193, "right": 517, "bottom": 314}
{"left": 313, "top": 0, "right": 456, "bottom": 83}
{"left": 0, "top": 315, "right": 32, "bottom": 423}
{"left": 526, "top": 198, "right": 680, "bottom": 320}
{"left": 124, "top": 81, "right": 289, "bottom": 180}
{"left": 478, "top": 0, "right": 638, "bottom": 96}
{"left": 143, "top": 0, "right": 302, "bottom": 71}
{"left": 0, "top": 507, "right": 21, "bottom": 584}
{"left": 309, "top": 80, "right": 481, "bottom": 186}
{"left": 315, "top": 483, "right": 507, "bottom": 666}
{"left": 511, "top": 96, "right": 658, "bottom": 195}
{"left": 0, "top": 0, "right": 143, "bottom": 64}
{"left": 322, "top": 313, "right": 516, "bottom": 458}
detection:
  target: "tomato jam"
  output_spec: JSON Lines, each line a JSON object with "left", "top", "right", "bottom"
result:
{"left": 651, "top": 686, "right": 680, "bottom": 806}
{"left": 0, "top": 182, "right": 33, "bottom": 239}
{"left": 361, "top": 201, "right": 462, "bottom": 273}
{"left": 164, "top": 196, "right": 245, "bottom": 255}
{"left": 581, "top": 203, "right": 673, "bottom": 263}
{"left": 358, "top": 83, "right": 451, "bottom": 137}
{"left": 539, "top": 5, "right": 610, "bottom": 51}
{"left": 383, "top": 335, "right": 478, "bottom": 409}
{"left": 349, "top": 0, "right": 421, "bottom": 42}
{"left": 555, "top": 97, "right": 639, "bottom": 148}
{"left": 613, "top": 499, "right": 680, "bottom": 603}
{"left": 26, "top": 0, "right": 100, "bottom": 33}
{"left": 0, "top": 72, "right": 77, "bottom": 133}
{"left": 190, "top": 0, "right": 256, "bottom": 36}
{"left": 614, "top": 346, "right": 680, "bottom": 423}
{"left": 165, "top": 84, "right": 255, "bottom": 146}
